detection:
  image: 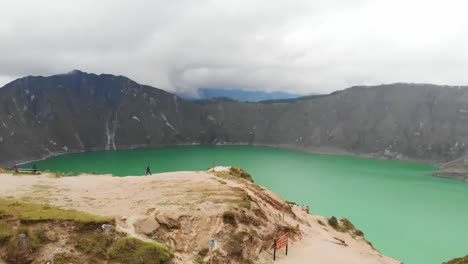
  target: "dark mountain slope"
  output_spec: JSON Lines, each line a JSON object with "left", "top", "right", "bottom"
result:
{"left": 0, "top": 71, "right": 208, "bottom": 164}
{"left": 1, "top": 71, "right": 468, "bottom": 179}
{"left": 201, "top": 84, "right": 468, "bottom": 162}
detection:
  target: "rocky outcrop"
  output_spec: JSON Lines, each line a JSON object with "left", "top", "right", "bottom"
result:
{"left": 2, "top": 71, "right": 468, "bottom": 178}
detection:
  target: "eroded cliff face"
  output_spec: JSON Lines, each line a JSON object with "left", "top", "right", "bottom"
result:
{"left": 1, "top": 71, "right": 468, "bottom": 176}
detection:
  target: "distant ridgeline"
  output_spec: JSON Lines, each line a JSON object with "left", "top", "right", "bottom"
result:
{"left": 1, "top": 70, "right": 468, "bottom": 179}
{"left": 189, "top": 88, "right": 303, "bottom": 102}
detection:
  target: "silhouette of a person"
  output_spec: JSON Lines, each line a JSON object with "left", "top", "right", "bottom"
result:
{"left": 146, "top": 164, "right": 152, "bottom": 176}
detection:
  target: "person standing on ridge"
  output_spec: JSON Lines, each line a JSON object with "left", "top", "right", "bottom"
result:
{"left": 146, "top": 163, "right": 152, "bottom": 176}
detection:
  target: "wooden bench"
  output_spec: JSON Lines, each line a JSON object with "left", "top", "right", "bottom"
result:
{"left": 17, "top": 169, "right": 41, "bottom": 174}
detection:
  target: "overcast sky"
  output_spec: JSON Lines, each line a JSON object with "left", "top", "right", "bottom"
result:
{"left": 1, "top": 0, "right": 468, "bottom": 95}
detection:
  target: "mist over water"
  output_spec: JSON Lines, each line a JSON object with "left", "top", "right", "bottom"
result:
{"left": 27, "top": 145, "right": 468, "bottom": 264}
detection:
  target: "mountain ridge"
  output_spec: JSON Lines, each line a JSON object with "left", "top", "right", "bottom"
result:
{"left": 1, "top": 71, "right": 468, "bottom": 180}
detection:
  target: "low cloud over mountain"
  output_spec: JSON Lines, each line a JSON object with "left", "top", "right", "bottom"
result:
{"left": 1, "top": 0, "right": 468, "bottom": 95}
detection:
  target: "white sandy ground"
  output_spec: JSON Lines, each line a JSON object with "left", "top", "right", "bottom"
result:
{"left": 0, "top": 171, "right": 401, "bottom": 264}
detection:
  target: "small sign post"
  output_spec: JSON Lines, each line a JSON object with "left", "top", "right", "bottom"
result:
{"left": 273, "top": 234, "right": 288, "bottom": 261}
{"left": 210, "top": 239, "right": 215, "bottom": 248}
{"left": 209, "top": 238, "right": 216, "bottom": 264}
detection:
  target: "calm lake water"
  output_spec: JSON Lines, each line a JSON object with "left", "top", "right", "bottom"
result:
{"left": 26, "top": 146, "right": 468, "bottom": 264}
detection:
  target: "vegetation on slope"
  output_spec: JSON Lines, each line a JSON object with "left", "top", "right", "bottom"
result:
{"left": 0, "top": 199, "right": 173, "bottom": 263}
{"left": 108, "top": 237, "right": 173, "bottom": 264}
{"left": 328, "top": 216, "right": 364, "bottom": 236}
{"left": 445, "top": 255, "right": 468, "bottom": 264}
{"left": 0, "top": 199, "right": 110, "bottom": 223}
{"left": 213, "top": 166, "right": 254, "bottom": 183}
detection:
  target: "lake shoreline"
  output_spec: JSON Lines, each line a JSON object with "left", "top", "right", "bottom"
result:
{"left": 16, "top": 142, "right": 448, "bottom": 178}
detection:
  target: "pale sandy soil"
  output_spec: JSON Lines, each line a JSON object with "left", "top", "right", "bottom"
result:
{"left": 0, "top": 171, "right": 401, "bottom": 264}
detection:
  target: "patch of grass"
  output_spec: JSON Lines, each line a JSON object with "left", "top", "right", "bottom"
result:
{"left": 108, "top": 237, "right": 173, "bottom": 264}
{"left": 0, "top": 199, "right": 110, "bottom": 224}
{"left": 53, "top": 252, "right": 86, "bottom": 264}
{"left": 225, "top": 233, "right": 244, "bottom": 258}
{"left": 249, "top": 228, "right": 258, "bottom": 237}
{"left": 0, "top": 220, "right": 13, "bottom": 245}
{"left": 229, "top": 167, "right": 253, "bottom": 182}
{"left": 217, "top": 180, "right": 227, "bottom": 185}
{"left": 6, "top": 226, "right": 41, "bottom": 263}
{"left": 16, "top": 226, "right": 41, "bottom": 250}
{"left": 337, "top": 218, "right": 355, "bottom": 232}
{"left": 231, "top": 187, "right": 252, "bottom": 209}
{"left": 75, "top": 230, "right": 114, "bottom": 259}
{"left": 223, "top": 210, "right": 236, "bottom": 224}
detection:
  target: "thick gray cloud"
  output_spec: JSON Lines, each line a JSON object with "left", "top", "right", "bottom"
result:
{"left": 1, "top": 0, "right": 468, "bottom": 95}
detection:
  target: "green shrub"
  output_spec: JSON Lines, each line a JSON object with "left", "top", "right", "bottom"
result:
{"left": 328, "top": 216, "right": 338, "bottom": 228}
{"left": 223, "top": 210, "right": 236, "bottom": 224}
{"left": 108, "top": 237, "right": 173, "bottom": 264}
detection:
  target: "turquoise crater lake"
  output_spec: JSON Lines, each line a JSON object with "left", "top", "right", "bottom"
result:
{"left": 26, "top": 146, "right": 468, "bottom": 264}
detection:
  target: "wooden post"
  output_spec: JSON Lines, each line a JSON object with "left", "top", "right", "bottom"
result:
{"left": 273, "top": 239, "right": 277, "bottom": 260}
{"left": 286, "top": 243, "right": 288, "bottom": 256}
{"left": 282, "top": 205, "right": 285, "bottom": 223}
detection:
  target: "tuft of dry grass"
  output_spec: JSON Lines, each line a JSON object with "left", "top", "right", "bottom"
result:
{"left": 217, "top": 179, "right": 227, "bottom": 185}
{"left": 444, "top": 255, "right": 468, "bottom": 264}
